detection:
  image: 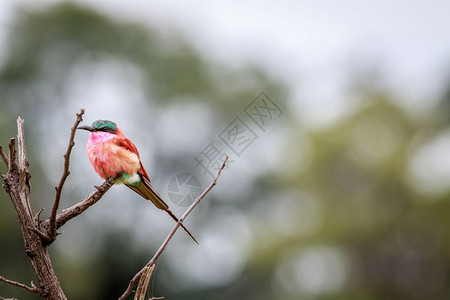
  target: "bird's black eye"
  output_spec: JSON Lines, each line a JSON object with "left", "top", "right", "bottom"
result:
{"left": 98, "top": 126, "right": 116, "bottom": 134}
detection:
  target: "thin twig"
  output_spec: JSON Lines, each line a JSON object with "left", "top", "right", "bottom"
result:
{"left": 49, "top": 109, "right": 85, "bottom": 241}
{"left": 16, "top": 118, "right": 28, "bottom": 172}
{"left": 8, "top": 138, "right": 16, "bottom": 171}
{"left": 0, "top": 145, "right": 8, "bottom": 167}
{"left": 0, "top": 146, "right": 7, "bottom": 179}
{"left": 118, "top": 155, "right": 229, "bottom": 300}
{"left": 40, "top": 178, "right": 114, "bottom": 232}
{"left": 0, "top": 276, "right": 43, "bottom": 296}
{"left": 16, "top": 118, "right": 32, "bottom": 216}
{"left": 0, "top": 296, "right": 19, "bottom": 300}
{"left": 34, "top": 208, "right": 44, "bottom": 229}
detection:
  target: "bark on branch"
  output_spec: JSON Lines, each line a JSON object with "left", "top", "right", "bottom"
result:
{"left": 0, "top": 118, "right": 66, "bottom": 300}
{"left": 0, "top": 111, "right": 112, "bottom": 299}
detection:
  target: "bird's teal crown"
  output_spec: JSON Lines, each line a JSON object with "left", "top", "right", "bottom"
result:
{"left": 92, "top": 120, "right": 117, "bottom": 133}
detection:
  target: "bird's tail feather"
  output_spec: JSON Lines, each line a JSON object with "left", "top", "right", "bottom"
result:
{"left": 125, "top": 178, "right": 199, "bottom": 244}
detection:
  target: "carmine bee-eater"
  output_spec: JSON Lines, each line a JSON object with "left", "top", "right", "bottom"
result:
{"left": 77, "top": 120, "right": 198, "bottom": 244}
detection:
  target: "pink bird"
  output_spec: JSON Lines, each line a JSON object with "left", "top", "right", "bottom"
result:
{"left": 78, "top": 120, "right": 198, "bottom": 244}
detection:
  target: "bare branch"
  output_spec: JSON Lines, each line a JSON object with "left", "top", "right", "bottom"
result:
{"left": 0, "top": 296, "right": 19, "bottom": 300}
{"left": 17, "top": 118, "right": 28, "bottom": 171}
{"left": 8, "top": 138, "right": 16, "bottom": 171}
{"left": 16, "top": 118, "right": 32, "bottom": 216}
{"left": 34, "top": 208, "right": 44, "bottom": 228}
{"left": 0, "top": 145, "right": 8, "bottom": 167}
{"left": 0, "top": 115, "right": 81, "bottom": 299}
{"left": 134, "top": 265, "right": 155, "bottom": 300}
{"left": 0, "top": 276, "right": 44, "bottom": 296}
{"left": 29, "top": 226, "right": 52, "bottom": 244}
{"left": 48, "top": 109, "right": 85, "bottom": 241}
{"left": 40, "top": 178, "right": 114, "bottom": 232}
{"left": 118, "top": 155, "right": 229, "bottom": 300}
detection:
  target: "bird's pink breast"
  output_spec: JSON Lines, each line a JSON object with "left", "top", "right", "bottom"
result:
{"left": 86, "top": 133, "right": 140, "bottom": 179}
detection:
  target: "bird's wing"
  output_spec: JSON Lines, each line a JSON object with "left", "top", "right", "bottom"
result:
{"left": 116, "top": 136, "right": 140, "bottom": 156}
{"left": 115, "top": 136, "right": 198, "bottom": 243}
{"left": 115, "top": 136, "right": 165, "bottom": 207}
{"left": 115, "top": 137, "right": 150, "bottom": 180}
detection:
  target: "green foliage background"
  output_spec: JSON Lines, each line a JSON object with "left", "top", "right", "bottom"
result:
{"left": 0, "top": 3, "right": 449, "bottom": 300}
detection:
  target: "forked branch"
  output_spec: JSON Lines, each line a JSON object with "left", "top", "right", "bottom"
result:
{"left": 0, "top": 111, "right": 112, "bottom": 299}
{"left": 0, "top": 117, "right": 67, "bottom": 299}
{"left": 40, "top": 178, "right": 114, "bottom": 231}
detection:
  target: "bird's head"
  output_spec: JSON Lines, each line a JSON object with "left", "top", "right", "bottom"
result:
{"left": 77, "top": 120, "right": 118, "bottom": 134}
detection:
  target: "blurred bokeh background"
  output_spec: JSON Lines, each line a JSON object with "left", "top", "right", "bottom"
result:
{"left": 1, "top": 1, "right": 450, "bottom": 299}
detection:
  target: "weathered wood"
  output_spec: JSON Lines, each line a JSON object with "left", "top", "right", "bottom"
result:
{"left": 2, "top": 118, "right": 67, "bottom": 300}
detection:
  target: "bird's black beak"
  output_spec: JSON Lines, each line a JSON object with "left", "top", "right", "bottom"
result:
{"left": 77, "top": 125, "right": 95, "bottom": 132}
